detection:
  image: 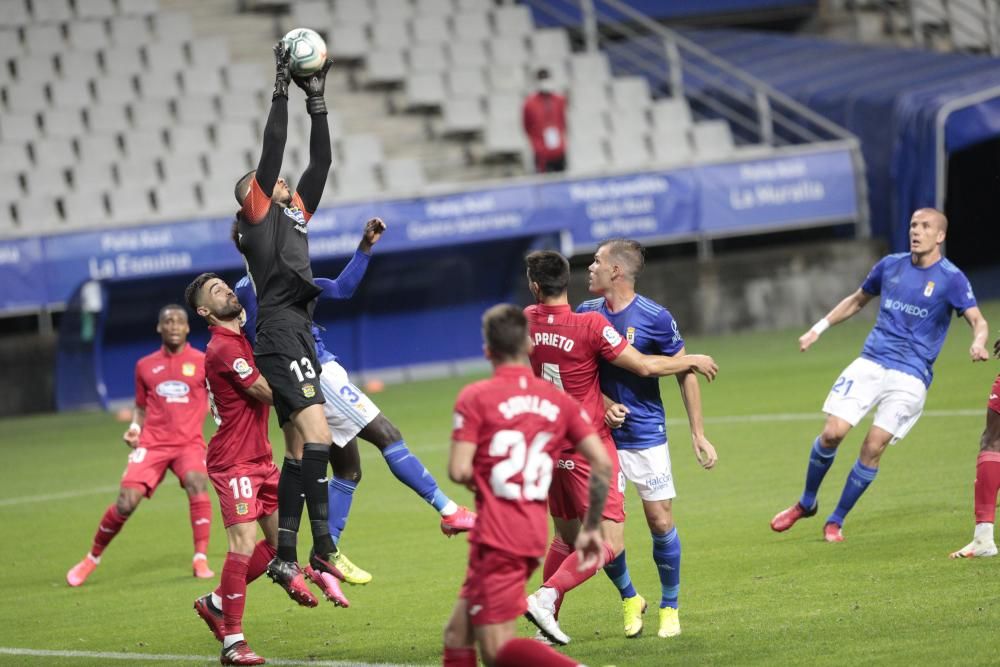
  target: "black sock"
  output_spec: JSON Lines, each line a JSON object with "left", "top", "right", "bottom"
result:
{"left": 277, "top": 457, "right": 304, "bottom": 562}
{"left": 302, "top": 443, "right": 335, "bottom": 555}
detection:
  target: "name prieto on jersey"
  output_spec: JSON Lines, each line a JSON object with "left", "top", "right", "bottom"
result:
{"left": 533, "top": 332, "right": 575, "bottom": 352}
{"left": 498, "top": 394, "right": 561, "bottom": 422}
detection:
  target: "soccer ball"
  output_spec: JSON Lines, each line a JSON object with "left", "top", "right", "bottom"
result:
{"left": 282, "top": 28, "right": 328, "bottom": 76}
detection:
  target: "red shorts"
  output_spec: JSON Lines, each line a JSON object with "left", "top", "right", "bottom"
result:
{"left": 548, "top": 436, "right": 625, "bottom": 523}
{"left": 120, "top": 442, "right": 207, "bottom": 499}
{"left": 989, "top": 375, "right": 1000, "bottom": 414}
{"left": 208, "top": 459, "right": 279, "bottom": 528}
{"left": 459, "top": 542, "right": 538, "bottom": 626}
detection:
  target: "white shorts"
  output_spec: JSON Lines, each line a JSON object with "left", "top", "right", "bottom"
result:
{"left": 822, "top": 357, "right": 927, "bottom": 444}
{"left": 319, "top": 360, "right": 380, "bottom": 446}
{"left": 617, "top": 444, "right": 675, "bottom": 502}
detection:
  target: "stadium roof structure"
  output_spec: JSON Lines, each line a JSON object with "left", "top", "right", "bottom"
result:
{"left": 681, "top": 28, "right": 1000, "bottom": 252}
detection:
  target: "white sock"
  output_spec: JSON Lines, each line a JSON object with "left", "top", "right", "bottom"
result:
{"left": 211, "top": 592, "right": 223, "bottom": 609}
{"left": 223, "top": 633, "right": 244, "bottom": 649}
{"left": 87, "top": 553, "right": 101, "bottom": 565}
{"left": 536, "top": 586, "right": 558, "bottom": 608}
{"left": 974, "top": 522, "right": 995, "bottom": 543}
{"left": 439, "top": 500, "right": 458, "bottom": 517}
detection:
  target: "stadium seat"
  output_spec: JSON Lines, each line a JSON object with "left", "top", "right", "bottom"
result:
{"left": 0, "top": 142, "right": 31, "bottom": 175}
{"left": 440, "top": 97, "right": 484, "bottom": 136}
{"left": 607, "top": 107, "right": 649, "bottom": 139}
{"left": 153, "top": 11, "right": 194, "bottom": 43}
{"left": 327, "top": 25, "right": 369, "bottom": 61}
{"left": 109, "top": 15, "right": 152, "bottom": 48}
{"left": 948, "top": 0, "right": 991, "bottom": 49}
{"left": 23, "top": 169, "right": 69, "bottom": 198}
{"left": 61, "top": 189, "right": 109, "bottom": 229}
{"left": 372, "top": 20, "right": 410, "bottom": 51}
{"left": 108, "top": 190, "right": 155, "bottom": 226}
{"left": 486, "top": 92, "right": 521, "bottom": 125}
{"left": 0, "top": 28, "right": 22, "bottom": 59}
{"left": 530, "top": 29, "right": 571, "bottom": 61}
{"left": 102, "top": 47, "right": 145, "bottom": 78}
{"left": 13, "top": 53, "right": 57, "bottom": 84}
{"left": 448, "top": 67, "right": 488, "bottom": 98}
{"left": 22, "top": 24, "right": 62, "bottom": 57}
{"left": 32, "top": 137, "right": 76, "bottom": 169}
{"left": 651, "top": 97, "right": 693, "bottom": 130}
{"left": 409, "top": 43, "right": 449, "bottom": 73}
{"left": 453, "top": 11, "right": 491, "bottom": 41}
{"left": 569, "top": 52, "right": 610, "bottom": 83}
{"left": 137, "top": 70, "right": 182, "bottom": 100}
{"left": 180, "top": 68, "right": 225, "bottom": 96}
{"left": 610, "top": 76, "right": 651, "bottom": 110}
{"left": 482, "top": 118, "right": 525, "bottom": 158}
{"left": 447, "top": 39, "right": 489, "bottom": 67}
{"left": 226, "top": 63, "right": 270, "bottom": 92}
{"left": 365, "top": 49, "right": 407, "bottom": 86}
{"left": 76, "top": 0, "right": 115, "bottom": 21}
{"left": 168, "top": 125, "right": 210, "bottom": 157}
{"left": 412, "top": 15, "right": 450, "bottom": 44}
{"left": 382, "top": 157, "right": 426, "bottom": 194}
{"left": 415, "top": 0, "right": 454, "bottom": 16}
{"left": 130, "top": 98, "right": 173, "bottom": 129}
{"left": 568, "top": 107, "right": 608, "bottom": 142}
{"left": 60, "top": 51, "right": 103, "bottom": 81}
{"left": 568, "top": 136, "right": 607, "bottom": 174}
{"left": 49, "top": 78, "right": 93, "bottom": 110}
{"left": 154, "top": 180, "right": 200, "bottom": 221}
{"left": 204, "top": 149, "right": 250, "bottom": 180}
{"left": 404, "top": 71, "right": 446, "bottom": 109}
{"left": 291, "top": 0, "right": 332, "bottom": 28}
{"left": 0, "top": 0, "right": 29, "bottom": 28}
{"left": 188, "top": 38, "right": 231, "bottom": 70}
{"left": 145, "top": 42, "right": 187, "bottom": 74}
{"left": 41, "top": 108, "right": 85, "bottom": 138}
{"left": 199, "top": 177, "right": 240, "bottom": 216}
{"left": 374, "top": 0, "right": 412, "bottom": 20}
{"left": 457, "top": 0, "right": 493, "bottom": 9}
{"left": 607, "top": 132, "right": 650, "bottom": 171}
{"left": 214, "top": 120, "right": 258, "bottom": 153}
{"left": 174, "top": 96, "right": 217, "bottom": 125}
{"left": 487, "top": 36, "right": 528, "bottom": 67}
{"left": 333, "top": 0, "right": 374, "bottom": 26}
{"left": 30, "top": 0, "right": 72, "bottom": 24}
{"left": 570, "top": 82, "right": 610, "bottom": 114}
{"left": 119, "top": 0, "right": 160, "bottom": 16}
{"left": 66, "top": 20, "right": 110, "bottom": 52}
{"left": 0, "top": 112, "right": 36, "bottom": 143}
{"left": 115, "top": 157, "right": 160, "bottom": 188}
{"left": 219, "top": 89, "right": 263, "bottom": 121}
{"left": 75, "top": 134, "right": 122, "bottom": 168}
{"left": 340, "top": 133, "right": 384, "bottom": 168}
{"left": 122, "top": 127, "right": 165, "bottom": 156}
{"left": 691, "top": 120, "right": 735, "bottom": 160}
{"left": 85, "top": 103, "right": 129, "bottom": 133}
{"left": 3, "top": 80, "right": 48, "bottom": 113}
{"left": 488, "top": 63, "right": 527, "bottom": 93}
{"left": 492, "top": 6, "right": 533, "bottom": 37}
{"left": 19, "top": 195, "right": 63, "bottom": 232}
{"left": 334, "top": 164, "right": 382, "bottom": 200}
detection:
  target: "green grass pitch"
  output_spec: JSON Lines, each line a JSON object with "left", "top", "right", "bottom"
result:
{"left": 2, "top": 301, "right": 998, "bottom": 666}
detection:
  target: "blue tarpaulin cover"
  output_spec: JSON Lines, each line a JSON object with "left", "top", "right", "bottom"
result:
{"left": 683, "top": 29, "right": 1000, "bottom": 251}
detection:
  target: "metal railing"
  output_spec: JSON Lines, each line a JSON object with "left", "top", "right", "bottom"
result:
{"left": 854, "top": 0, "right": 999, "bottom": 55}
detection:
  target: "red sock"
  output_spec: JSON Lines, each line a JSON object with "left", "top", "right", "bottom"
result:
{"left": 543, "top": 538, "right": 572, "bottom": 617}
{"left": 90, "top": 504, "right": 128, "bottom": 557}
{"left": 974, "top": 451, "right": 1000, "bottom": 524}
{"left": 544, "top": 543, "right": 616, "bottom": 599}
{"left": 495, "top": 638, "right": 579, "bottom": 667}
{"left": 221, "top": 552, "right": 251, "bottom": 636}
{"left": 442, "top": 646, "right": 476, "bottom": 667}
{"left": 246, "top": 540, "right": 276, "bottom": 584}
{"left": 188, "top": 493, "right": 212, "bottom": 555}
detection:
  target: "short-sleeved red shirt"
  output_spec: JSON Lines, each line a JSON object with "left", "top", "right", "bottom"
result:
{"left": 452, "top": 365, "right": 596, "bottom": 558}
{"left": 133, "top": 343, "right": 207, "bottom": 448}
{"left": 204, "top": 325, "right": 272, "bottom": 472}
{"left": 524, "top": 303, "right": 628, "bottom": 447}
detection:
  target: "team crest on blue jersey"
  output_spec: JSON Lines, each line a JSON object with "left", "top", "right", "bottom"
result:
{"left": 626, "top": 326, "right": 636, "bottom": 344}
{"left": 923, "top": 281, "right": 935, "bottom": 297}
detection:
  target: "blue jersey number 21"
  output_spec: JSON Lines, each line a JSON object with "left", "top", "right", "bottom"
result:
{"left": 832, "top": 376, "right": 854, "bottom": 396}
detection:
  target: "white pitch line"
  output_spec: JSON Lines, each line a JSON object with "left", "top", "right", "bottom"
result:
{"left": 0, "top": 485, "right": 118, "bottom": 508}
{"left": 0, "top": 647, "right": 429, "bottom": 667}
{"left": 665, "top": 408, "right": 983, "bottom": 426}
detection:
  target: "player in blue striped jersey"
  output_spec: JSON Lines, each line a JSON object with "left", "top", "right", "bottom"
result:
{"left": 578, "top": 238, "right": 718, "bottom": 640}
{"left": 233, "top": 218, "right": 475, "bottom": 595}
{"left": 771, "top": 208, "right": 989, "bottom": 543}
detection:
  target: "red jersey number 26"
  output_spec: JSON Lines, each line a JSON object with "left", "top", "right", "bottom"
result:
{"left": 489, "top": 430, "right": 554, "bottom": 501}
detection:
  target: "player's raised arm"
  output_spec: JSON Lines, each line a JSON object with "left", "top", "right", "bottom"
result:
{"left": 313, "top": 218, "right": 385, "bottom": 301}
{"left": 250, "top": 44, "right": 292, "bottom": 206}
{"left": 962, "top": 306, "right": 990, "bottom": 361}
{"left": 292, "top": 59, "right": 334, "bottom": 217}
{"left": 800, "top": 288, "right": 876, "bottom": 352}
{"left": 612, "top": 344, "right": 718, "bottom": 381}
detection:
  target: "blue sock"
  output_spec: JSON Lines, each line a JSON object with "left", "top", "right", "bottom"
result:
{"left": 327, "top": 477, "right": 356, "bottom": 545}
{"left": 651, "top": 527, "right": 681, "bottom": 609}
{"left": 381, "top": 440, "right": 451, "bottom": 511}
{"left": 800, "top": 436, "right": 837, "bottom": 510}
{"left": 827, "top": 459, "right": 878, "bottom": 526}
{"left": 603, "top": 549, "right": 637, "bottom": 600}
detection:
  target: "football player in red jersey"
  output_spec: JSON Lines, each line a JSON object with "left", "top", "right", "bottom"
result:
{"left": 67, "top": 305, "right": 214, "bottom": 586}
{"left": 442, "top": 304, "right": 611, "bottom": 667}
{"left": 185, "top": 273, "right": 337, "bottom": 666}
{"left": 951, "top": 333, "right": 1000, "bottom": 559}
{"left": 521, "top": 250, "right": 718, "bottom": 644}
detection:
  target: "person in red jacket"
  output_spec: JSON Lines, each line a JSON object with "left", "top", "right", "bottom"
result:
{"left": 522, "top": 68, "right": 566, "bottom": 173}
